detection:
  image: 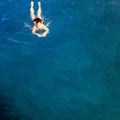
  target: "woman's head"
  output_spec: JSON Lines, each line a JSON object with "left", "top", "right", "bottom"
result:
{"left": 32, "top": 18, "right": 43, "bottom": 24}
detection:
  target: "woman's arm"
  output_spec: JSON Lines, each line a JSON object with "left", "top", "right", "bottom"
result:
{"left": 41, "top": 24, "right": 49, "bottom": 37}
{"left": 32, "top": 26, "right": 42, "bottom": 37}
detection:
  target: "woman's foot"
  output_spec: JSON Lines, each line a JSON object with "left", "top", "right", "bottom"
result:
{"left": 31, "top": 1, "right": 34, "bottom": 7}
{"left": 38, "top": 2, "right": 41, "bottom": 7}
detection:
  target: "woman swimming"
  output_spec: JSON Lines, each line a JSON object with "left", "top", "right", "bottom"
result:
{"left": 30, "top": 1, "right": 49, "bottom": 37}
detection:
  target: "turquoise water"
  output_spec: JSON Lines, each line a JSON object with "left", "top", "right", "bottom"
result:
{"left": 0, "top": 0, "right": 120, "bottom": 120}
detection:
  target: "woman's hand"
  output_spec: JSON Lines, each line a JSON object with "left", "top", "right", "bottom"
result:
{"left": 37, "top": 34, "right": 42, "bottom": 37}
{"left": 41, "top": 33, "right": 46, "bottom": 37}
{"left": 41, "top": 31, "right": 48, "bottom": 37}
{"left": 34, "top": 31, "right": 47, "bottom": 37}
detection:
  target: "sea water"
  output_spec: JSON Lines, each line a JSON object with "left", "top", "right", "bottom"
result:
{"left": 0, "top": 0, "right": 120, "bottom": 120}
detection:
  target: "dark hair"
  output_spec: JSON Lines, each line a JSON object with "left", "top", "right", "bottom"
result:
{"left": 32, "top": 18, "right": 43, "bottom": 24}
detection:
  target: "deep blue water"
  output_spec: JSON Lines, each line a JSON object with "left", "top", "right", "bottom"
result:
{"left": 0, "top": 0, "right": 120, "bottom": 120}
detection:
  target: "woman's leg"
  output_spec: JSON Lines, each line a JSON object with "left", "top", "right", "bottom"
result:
{"left": 37, "top": 2, "right": 43, "bottom": 19}
{"left": 30, "top": 1, "right": 36, "bottom": 20}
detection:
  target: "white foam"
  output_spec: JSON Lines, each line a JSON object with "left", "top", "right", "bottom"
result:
{"left": 24, "top": 23, "right": 32, "bottom": 30}
{"left": 46, "top": 21, "right": 51, "bottom": 27}
{"left": 43, "top": 17, "right": 51, "bottom": 27}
